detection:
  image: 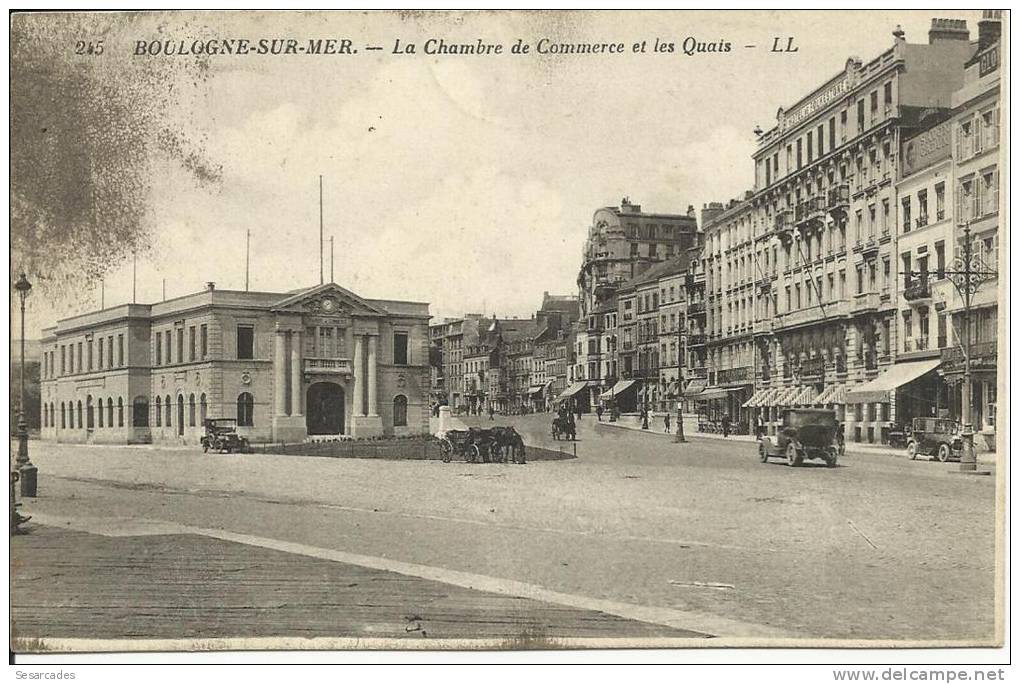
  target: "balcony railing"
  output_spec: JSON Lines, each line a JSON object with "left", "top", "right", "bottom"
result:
{"left": 718, "top": 365, "right": 754, "bottom": 385}
{"left": 903, "top": 336, "right": 931, "bottom": 353}
{"left": 687, "top": 334, "right": 706, "bottom": 346}
{"left": 827, "top": 184, "right": 850, "bottom": 212}
{"left": 304, "top": 357, "right": 353, "bottom": 374}
{"left": 903, "top": 278, "right": 931, "bottom": 302}
{"left": 941, "top": 340, "right": 997, "bottom": 369}
{"left": 916, "top": 215, "right": 929, "bottom": 229}
{"left": 687, "top": 302, "right": 706, "bottom": 315}
{"left": 798, "top": 356, "right": 826, "bottom": 379}
{"left": 852, "top": 292, "right": 880, "bottom": 313}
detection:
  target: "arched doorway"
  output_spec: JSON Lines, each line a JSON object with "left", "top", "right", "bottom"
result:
{"left": 306, "top": 382, "right": 345, "bottom": 435}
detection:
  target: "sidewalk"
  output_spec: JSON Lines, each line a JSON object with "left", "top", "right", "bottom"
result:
{"left": 11, "top": 521, "right": 701, "bottom": 648}
{"left": 590, "top": 416, "right": 997, "bottom": 464}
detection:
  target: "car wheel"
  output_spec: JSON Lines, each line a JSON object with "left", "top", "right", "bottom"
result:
{"left": 826, "top": 448, "right": 838, "bottom": 467}
{"left": 937, "top": 443, "right": 951, "bottom": 463}
{"left": 907, "top": 441, "right": 917, "bottom": 460}
{"left": 786, "top": 442, "right": 801, "bottom": 467}
{"left": 467, "top": 444, "right": 480, "bottom": 464}
{"left": 758, "top": 441, "right": 769, "bottom": 463}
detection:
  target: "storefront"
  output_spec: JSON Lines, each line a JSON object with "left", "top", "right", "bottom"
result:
{"left": 844, "top": 358, "right": 942, "bottom": 444}
{"left": 599, "top": 379, "right": 640, "bottom": 414}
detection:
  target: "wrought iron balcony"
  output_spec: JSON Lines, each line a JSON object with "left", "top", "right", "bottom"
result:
{"left": 827, "top": 184, "right": 850, "bottom": 215}
{"left": 717, "top": 365, "right": 754, "bottom": 385}
{"left": 903, "top": 277, "right": 931, "bottom": 303}
{"left": 304, "top": 357, "right": 353, "bottom": 374}
{"left": 798, "top": 356, "right": 826, "bottom": 379}
{"left": 775, "top": 210, "right": 794, "bottom": 237}
{"left": 687, "top": 334, "right": 706, "bottom": 347}
{"left": 687, "top": 301, "right": 706, "bottom": 315}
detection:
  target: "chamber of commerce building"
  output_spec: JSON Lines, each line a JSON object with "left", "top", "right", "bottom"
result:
{"left": 38, "top": 282, "right": 432, "bottom": 444}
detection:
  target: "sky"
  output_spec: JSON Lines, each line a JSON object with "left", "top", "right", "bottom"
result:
{"left": 13, "top": 9, "right": 988, "bottom": 337}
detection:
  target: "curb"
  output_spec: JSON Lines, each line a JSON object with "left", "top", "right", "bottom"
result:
{"left": 592, "top": 419, "right": 997, "bottom": 465}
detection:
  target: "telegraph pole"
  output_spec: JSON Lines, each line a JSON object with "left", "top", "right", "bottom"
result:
{"left": 319, "top": 175, "right": 324, "bottom": 285}
{"left": 674, "top": 310, "right": 687, "bottom": 443}
{"left": 330, "top": 235, "right": 335, "bottom": 283}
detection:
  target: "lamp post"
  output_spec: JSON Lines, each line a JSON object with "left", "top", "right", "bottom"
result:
{"left": 674, "top": 314, "right": 687, "bottom": 443}
{"left": 14, "top": 272, "right": 37, "bottom": 497}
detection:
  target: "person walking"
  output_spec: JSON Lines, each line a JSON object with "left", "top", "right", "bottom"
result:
{"left": 664, "top": 412, "right": 671, "bottom": 434}
{"left": 596, "top": 404, "right": 604, "bottom": 422}
{"left": 755, "top": 412, "right": 765, "bottom": 439}
{"left": 721, "top": 413, "right": 731, "bottom": 438}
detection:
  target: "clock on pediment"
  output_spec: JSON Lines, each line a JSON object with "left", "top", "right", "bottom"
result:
{"left": 321, "top": 296, "right": 339, "bottom": 313}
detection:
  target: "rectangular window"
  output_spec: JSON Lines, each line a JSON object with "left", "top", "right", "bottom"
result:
{"left": 935, "top": 183, "right": 945, "bottom": 220}
{"left": 60, "top": 346, "right": 66, "bottom": 374}
{"left": 98, "top": 338, "right": 104, "bottom": 369}
{"left": 935, "top": 241, "right": 946, "bottom": 279}
{"left": 237, "top": 325, "right": 254, "bottom": 360}
{"left": 807, "top": 131, "right": 813, "bottom": 163}
{"left": 189, "top": 325, "right": 196, "bottom": 361}
{"left": 394, "top": 332, "right": 409, "bottom": 365}
{"left": 829, "top": 117, "right": 836, "bottom": 150}
{"left": 118, "top": 334, "right": 124, "bottom": 366}
{"left": 177, "top": 328, "right": 184, "bottom": 363}
{"left": 200, "top": 324, "right": 208, "bottom": 358}
{"left": 77, "top": 342, "right": 82, "bottom": 371}
{"left": 918, "top": 190, "right": 928, "bottom": 226}
{"left": 156, "top": 333, "right": 162, "bottom": 365}
{"left": 817, "top": 124, "right": 825, "bottom": 156}
{"left": 901, "top": 197, "right": 911, "bottom": 233}
{"left": 884, "top": 81, "right": 893, "bottom": 107}
{"left": 88, "top": 340, "right": 93, "bottom": 370}
{"left": 108, "top": 335, "right": 114, "bottom": 367}
{"left": 901, "top": 253, "right": 912, "bottom": 288}
{"left": 857, "top": 100, "right": 865, "bottom": 132}
{"left": 166, "top": 331, "right": 172, "bottom": 364}
{"left": 796, "top": 138, "right": 803, "bottom": 169}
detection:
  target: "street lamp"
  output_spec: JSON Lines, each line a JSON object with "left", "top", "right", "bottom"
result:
{"left": 13, "top": 272, "right": 37, "bottom": 497}
{"left": 947, "top": 224, "right": 995, "bottom": 473}
{"left": 674, "top": 314, "right": 687, "bottom": 443}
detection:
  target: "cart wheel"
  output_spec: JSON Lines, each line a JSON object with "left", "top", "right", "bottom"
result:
{"left": 440, "top": 439, "right": 453, "bottom": 463}
{"left": 467, "top": 444, "right": 480, "bottom": 464}
{"left": 786, "top": 442, "right": 801, "bottom": 467}
{"left": 826, "top": 448, "right": 838, "bottom": 467}
{"left": 907, "top": 441, "right": 917, "bottom": 460}
{"left": 758, "top": 441, "right": 769, "bottom": 463}
{"left": 937, "top": 443, "right": 951, "bottom": 463}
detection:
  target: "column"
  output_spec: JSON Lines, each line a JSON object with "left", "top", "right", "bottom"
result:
{"left": 274, "top": 330, "right": 287, "bottom": 416}
{"left": 353, "top": 335, "right": 365, "bottom": 416}
{"left": 290, "top": 330, "right": 303, "bottom": 416}
{"left": 368, "top": 335, "right": 379, "bottom": 416}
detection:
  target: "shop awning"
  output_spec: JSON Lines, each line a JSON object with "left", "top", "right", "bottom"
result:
{"left": 791, "top": 385, "right": 818, "bottom": 406}
{"left": 772, "top": 386, "right": 800, "bottom": 407}
{"left": 600, "top": 379, "right": 639, "bottom": 400}
{"left": 742, "top": 388, "right": 771, "bottom": 408}
{"left": 814, "top": 384, "right": 847, "bottom": 406}
{"left": 527, "top": 385, "right": 546, "bottom": 396}
{"left": 695, "top": 386, "right": 735, "bottom": 401}
{"left": 555, "top": 381, "right": 588, "bottom": 403}
{"left": 683, "top": 380, "right": 708, "bottom": 397}
{"left": 845, "top": 359, "right": 942, "bottom": 404}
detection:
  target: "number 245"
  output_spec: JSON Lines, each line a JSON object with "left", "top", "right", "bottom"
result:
{"left": 74, "top": 40, "right": 104, "bottom": 55}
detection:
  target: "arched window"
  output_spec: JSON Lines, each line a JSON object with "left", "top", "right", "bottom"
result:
{"left": 98, "top": 398, "right": 104, "bottom": 427}
{"left": 188, "top": 393, "right": 196, "bottom": 427}
{"left": 133, "top": 396, "right": 149, "bottom": 427}
{"left": 237, "top": 392, "right": 254, "bottom": 427}
{"left": 155, "top": 396, "right": 162, "bottom": 427}
{"left": 165, "top": 395, "right": 172, "bottom": 426}
{"left": 107, "top": 397, "right": 114, "bottom": 427}
{"left": 77, "top": 400, "right": 83, "bottom": 428}
{"left": 393, "top": 394, "right": 408, "bottom": 427}
{"left": 200, "top": 393, "right": 207, "bottom": 425}
{"left": 67, "top": 402, "right": 73, "bottom": 429}
{"left": 42, "top": 405, "right": 47, "bottom": 428}
{"left": 176, "top": 395, "right": 185, "bottom": 435}
{"left": 117, "top": 397, "right": 124, "bottom": 427}
{"left": 86, "top": 395, "right": 95, "bottom": 429}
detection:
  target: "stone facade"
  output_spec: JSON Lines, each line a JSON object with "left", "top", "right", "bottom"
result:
{"left": 39, "top": 282, "right": 431, "bottom": 445}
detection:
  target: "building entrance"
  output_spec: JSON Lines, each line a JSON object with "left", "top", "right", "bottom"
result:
{"left": 307, "top": 382, "right": 345, "bottom": 435}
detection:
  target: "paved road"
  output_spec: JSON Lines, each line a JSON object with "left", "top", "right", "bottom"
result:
{"left": 12, "top": 418, "right": 998, "bottom": 643}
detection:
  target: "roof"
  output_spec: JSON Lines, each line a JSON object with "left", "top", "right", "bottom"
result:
{"left": 618, "top": 255, "right": 692, "bottom": 292}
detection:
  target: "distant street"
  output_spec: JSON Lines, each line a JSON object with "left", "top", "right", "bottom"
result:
{"left": 12, "top": 418, "right": 997, "bottom": 644}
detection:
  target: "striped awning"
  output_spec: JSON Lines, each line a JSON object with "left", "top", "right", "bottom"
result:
{"left": 742, "top": 387, "right": 772, "bottom": 408}
{"left": 791, "top": 386, "right": 818, "bottom": 406}
{"left": 814, "top": 384, "right": 847, "bottom": 406}
{"left": 773, "top": 386, "right": 799, "bottom": 407}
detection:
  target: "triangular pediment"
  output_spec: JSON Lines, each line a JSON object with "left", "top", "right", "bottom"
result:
{"left": 271, "top": 283, "right": 388, "bottom": 316}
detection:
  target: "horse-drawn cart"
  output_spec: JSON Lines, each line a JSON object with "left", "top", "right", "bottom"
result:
{"left": 439, "top": 427, "right": 526, "bottom": 464}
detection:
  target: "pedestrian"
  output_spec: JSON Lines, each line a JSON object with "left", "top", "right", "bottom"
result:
{"left": 596, "top": 404, "right": 604, "bottom": 422}
{"left": 755, "top": 413, "right": 765, "bottom": 439}
{"left": 488, "top": 405, "right": 495, "bottom": 421}
{"left": 722, "top": 413, "right": 731, "bottom": 438}
{"left": 664, "top": 412, "right": 671, "bottom": 434}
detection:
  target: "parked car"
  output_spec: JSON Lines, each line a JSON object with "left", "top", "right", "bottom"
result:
{"left": 906, "top": 417, "right": 963, "bottom": 462}
{"left": 200, "top": 418, "right": 250, "bottom": 454}
{"left": 758, "top": 408, "right": 843, "bottom": 467}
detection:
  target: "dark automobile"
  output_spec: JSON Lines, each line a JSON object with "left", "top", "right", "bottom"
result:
{"left": 906, "top": 417, "right": 963, "bottom": 462}
{"left": 200, "top": 418, "right": 250, "bottom": 454}
{"left": 758, "top": 408, "right": 843, "bottom": 467}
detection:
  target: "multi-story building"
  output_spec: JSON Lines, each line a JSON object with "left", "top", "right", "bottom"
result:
{"left": 700, "top": 197, "right": 759, "bottom": 430}
{"left": 742, "top": 18, "right": 974, "bottom": 443}
{"left": 938, "top": 11, "right": 1001, "bottom": 446}
{"left": 39, "top": 282, "right": 432, "bottom": 443}
{"left": 571, "top": 197, "right": 700, "bottom": 412}
{"left": 429, "top": 314, "right": 483, "bottom": 412}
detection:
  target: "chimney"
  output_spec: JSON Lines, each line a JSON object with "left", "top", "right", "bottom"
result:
{"left": 206, "top": 281, "right": 216, "bottom": 291}
{"left": 978, "top": 10, "right": 1002, "bottom": 51}
{"left": 620, "top": 196, "right": 640, "bottom": 213}
{"left": 928, "top": 18, "right": 969, "bottom": 44}
{"left": 686, "top": 205, "right": 696, "bottom": 217}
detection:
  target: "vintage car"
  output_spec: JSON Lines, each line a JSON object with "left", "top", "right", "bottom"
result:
{"left": 759, "top": 408, "right": 843, "bottom": 467}
{"left": 906, "top": 417, "right": 963, "bottom": 462}
{"left": 200, "top": 418, "right": 251, "bottom": 454}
